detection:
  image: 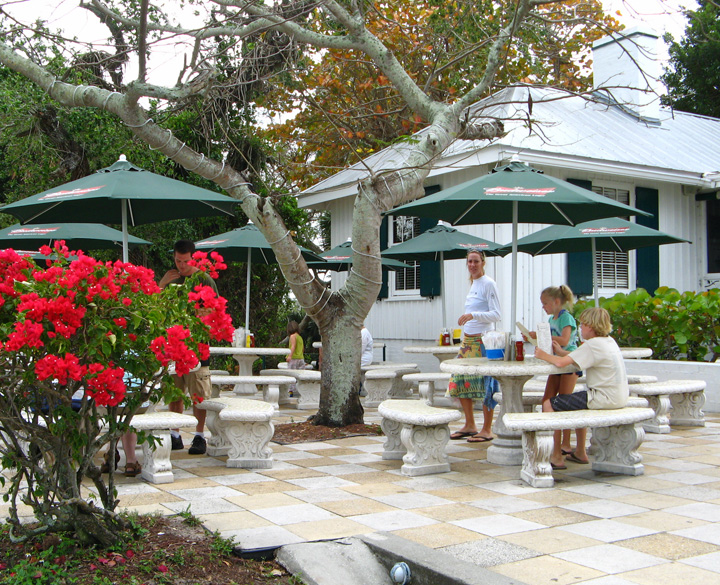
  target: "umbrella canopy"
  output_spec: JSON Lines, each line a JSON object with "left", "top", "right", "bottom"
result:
{"left": 387, "top": 162, "right": 651, "bottom": 341}
{"left": 307, "top": 239, "right": 411, "bottom": 272}
{"left": 0, "top": 223, "right": 151, "bottom": 252}
{"left": 1, "top": 155, "right": 239, "bottom": 262}
{"left": 499, "top": 217, "right": 690, "bottom": 303}
{"left": 195, "top": 223, "right": 324, "bottom": 331}
{"left": 381, "top": 223, "right": 507, "bottom": 329}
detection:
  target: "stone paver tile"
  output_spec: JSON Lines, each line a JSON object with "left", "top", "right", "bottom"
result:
{"left": 310, "top": 463, "right": 378, "bottom": 476}
{"left": 285, "top": 487, "right": 360, "bottom": 504}
{"left": 442, "top": 537, "right": 540, "bottom": 567}
{"left": 363, "top": 460, "right": 403, "bottom": 471}
{"left": 659, "top": 485, "right": 720, "bottom": 502}
{"left": 340, "top": 471, "right": 402, "bottom": 484}
{"left": 595, "top": 475, "right": 682, "bottom": 492}
{"left": 450, "top": 514, "right": 545, "bottom": 537}
{"left": 186, "top": 464, "right": 248, "bottom": 477}
{"left": 562, "top": 483, "right": 643, "bottom": 499}
{"left": 371, "top": 492, "right": 452, "bottom": 510}
{"left": 614, "top": 492, "right": 690, "bottom": 510}
{"left": 553, "top": 544, "right": 667, "bottom": 574}
{"left": 481, "top": 480, "right": 549, "bottom": 496}
{"left": 118, "top": 491, "right": 184, "bottom": 507}
{"left": 560, "top": 499, "right": 649, "bottom": 519}
{"left": 273, "top": 450, "right": 324, "bottom": 461}
{"left": 558, "top": 519, "right": 658, "bottom": 543}
{"left": 224, "top": 492, "right": 303, "bottom": 510}
{"left": 652, "top": 472, "right": 717, "bottom": 485}
{"left": 251, "top": 503, "right": 337, "bottom": 525}
{"left": 665, "top": 502, "right": 720, "bottom": 522}
{"left": 119, "top": 503, "right": 175, "bottom": 516}
{"left": 499, "top": 527, "right": 602, "bottom": 554}
{"left": 342, "top": 483, "right": 414, "bottom": 497}
{"left": 681, "top": 551, "right": 720, "bottom": 573}
{"left": 414, "top": 503, "right": 494, "bottom": 522}
{"left": 205, "top": 472, "right": 277, "bottom": 486}
{"left": 547, "top": 575, "right": 637, "bottom": 585}
{"left": 618, "top": 532, "right": 719, "bottom": 560}
{"left": 620, "top": 561, "right": 720, "bottom": 585}
{"left": 469, "top": 495, "right": 549, "bottom": 515}
{"left": 349, "top": 510, "right": 438, "bottom": 531}
{"left": 165, "top": 485, "right": 244, "bottom": 500}
{"left": 220, "top": 526, "right": 304, "bottom": 550}
{"left": 172, "top": 457, "right": 228, "bottom": 470}
{"left": 393, "top": 523, "right": 483, "bottom": 548}
{"left": 673, "top": 523, "right": 720, "bottom": 546}
{"left": 617, "top": 510, "right": 709, "bottom": 532}
{"left": 325, "top": 437, "right": 380, "bottom": 447}
{"left": 650, "top": 460, "right": 715, "bottom": 472}
{"left": 426, "top": 485, "right": 500, "bottom": 502}
{"left": 450, "top": 450, "right": 491, "bottom": 461}
{"left": 349, "top": 443, "right": 385, "bottom": 454}
{"left": 284, "top": 476, "right": 358, "bottom": 490}
{"left": 153, "top": 477, "right": 223, "bottom": 492}
{"left": 285, "top": 517, "right": 370, "bottom": 541}
{"left": 511, "top": 506, "right": 598, "bottom": 528}
{"left": 445, "top": 471, "right": 509, "bottom": 485}
{"left": 164, "top": 498, "right": 245, "bottom": 515}
{"left": 233, "top": 480, "right": 297, "bottom": 495}
{"left": 332, "top": 453, "right": 383, "bottom": 464}
{"left": 257, "top": 468, "right": 324, "bottom": 481}
{"left": 518, "top": 489, "right": 592, "bottom": 506}
{"left": 280, "top": 457, "right": 340, "bottom": 468}
{"left": 316, "top": 498, "right": 396, "bottom": 517}
{"left": 393, "top": 476, "right": 465, "bottom": 491}
{"left": 492, "top": 555, "right": 604, "bottom": 585}
{"left": 198, "top": 510, "right": 272, "bottom": 532}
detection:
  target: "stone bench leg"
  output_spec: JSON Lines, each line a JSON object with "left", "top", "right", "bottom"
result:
{"left": 590, "top": 423, "right": 645, "bottom": 476}
{"left": 205, "top": 410, "right": 230, "bottom": 457}
{"left": 418, "top": 381, "right": 434, "bottom": 406}
{"left": 141, "top": 430, "right": 175, "bottom": 484}
{"left": 278, "top": 384, "right": 292, "bottom": 406}
{"left": 259, "top": 384, "right": 280, "bottom": 411}
{"left": 381, "top": 418, "right": 404, "bottom": 460}
{"left": 670, "top": 391, "right": 705, "bottom": 427}
{"left": 295, "top": 381, "right": 321, "bottom": 410}
{"left": 365, "top": 380, "right": 393, "bottom": 408}
{"left": 389, "top": 378, "right": 414, "bottom": 399}
{"left": 520, "top": 430, "right": 555, "bottom": 488}
{"left": 641, "top": 395, "right": 671, "bottom": 434}
{"left": 224, "top": 420, "right": 274, "bottom": 469}
{"left": 399, "top": 423, "right": 452, "bottom": 476}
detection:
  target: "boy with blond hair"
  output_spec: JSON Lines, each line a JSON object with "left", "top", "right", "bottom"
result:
{"left": 534, "top": 307, "right": 628, "bottom": 468}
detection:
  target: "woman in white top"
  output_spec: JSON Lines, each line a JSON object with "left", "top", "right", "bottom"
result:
{"left": 448, "top": 249, "right": 502, "bottom": 443}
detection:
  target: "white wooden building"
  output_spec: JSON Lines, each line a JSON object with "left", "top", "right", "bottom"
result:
{"left": 296, "top": 27, "right": 720, "bottom": 366}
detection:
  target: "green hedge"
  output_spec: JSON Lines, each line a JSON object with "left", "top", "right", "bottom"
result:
{"left": 574, "top": 287, "right": 720, "bottom": 362}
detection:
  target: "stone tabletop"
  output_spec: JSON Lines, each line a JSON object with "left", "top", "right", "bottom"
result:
{"left": 440, "top": 357, "right": 576, "bottom": 376}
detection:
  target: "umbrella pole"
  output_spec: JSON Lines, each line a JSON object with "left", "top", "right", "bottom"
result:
{"left": 245, "top": 248, "right": 251, "bottom": 331}
{"left": 510, "top": 201, "right": 518, "bottom": 356}
{"left": 592, "top": 237, "right": 599, "bottom": 306}
{"left": 440, "top": 251, "right": 446, "bottom": 331}
{"left": 121, "top": 201, "right": 129, "bottom": 263}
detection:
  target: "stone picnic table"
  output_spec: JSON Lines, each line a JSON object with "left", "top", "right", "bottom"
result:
{"left": 209, "top": 347, "right": 290, "bottom": 395}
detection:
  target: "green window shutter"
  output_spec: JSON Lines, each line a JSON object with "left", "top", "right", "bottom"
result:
{"left": 566, "top": 179, "right": 594, "bottom": 297}
{"left": 635, "top": 187, "right": 659, "bottom": 294}
{"left": 419, "top": 186, "right": 442, "bottom": 298}
{"left": 377, "top": 215, "right": 389, "bottom": 299}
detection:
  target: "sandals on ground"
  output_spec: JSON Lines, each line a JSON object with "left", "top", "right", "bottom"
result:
{"left": 124, "top": 461, "right": 142, "bottom": 477}
{"left": 100, "top": 449, "right": 120, "bottom": 474}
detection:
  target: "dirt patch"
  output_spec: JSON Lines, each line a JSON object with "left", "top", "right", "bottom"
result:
{"left": 273, "top": 421, "right": 383, "bottom": 444}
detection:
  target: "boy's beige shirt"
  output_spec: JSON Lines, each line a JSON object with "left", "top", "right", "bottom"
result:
{"left": 570, "top": 336, "right": 629, "bottom": 409}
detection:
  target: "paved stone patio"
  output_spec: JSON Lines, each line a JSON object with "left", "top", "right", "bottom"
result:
{"left": 4, "top": 405, "right": 720, "bottom": 584}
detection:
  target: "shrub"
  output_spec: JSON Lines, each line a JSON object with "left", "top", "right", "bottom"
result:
{"left": 574, "top": 287, "right": 720, "bottom": 362}
{"left": 0, "top": 244, "right": 233, "bottom": 545}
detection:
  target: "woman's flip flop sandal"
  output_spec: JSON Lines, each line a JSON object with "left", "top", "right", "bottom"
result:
{"left": 450, "top": 431, "right": 477, "bottom": 440}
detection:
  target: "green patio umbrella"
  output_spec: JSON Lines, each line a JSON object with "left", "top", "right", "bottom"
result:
{"left": 306, "top": 239, "right": 411, "bottom": 271}
{"left": 0, "top": 223, "right": 151, "bottom": 252}
{"left": 195, "top": 223, "right": 324, "bottom": 331}
{"left": 388, "top": 162, "right": 651, "bottom": 337}
{"left": 381, "top": 223, "right": 507, "bottom": 329}
{"left": 1, "top": 155, "right": 239, "bottom": 263}
{"left": 499, "top": 217, "right": 690, "bottom": 303}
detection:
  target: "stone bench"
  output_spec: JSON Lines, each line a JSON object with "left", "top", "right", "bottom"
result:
{"left": 130, "top": 411, "right": 198, "bottom": 484}
{"left": 378, "top": 399, "right": 462, "bottom": 476}
{"left": 402, "top": 373, "right": 452, "bottom": 406}
{"left": 496, "top": 391, "right": 648, "bottom": 412}
{"left": 530, "top": 374, "right": 657, "bottom": 390}
{"left": 503, "top": 407, "right": 654, "bottom": 488}
{"left": 629, "top": 379, "right": 707, "bottom": 433}
{"left": 261, "top": 369, "right": 322, "bottom": 410}
{"left": 362, "top": 365, "right": 420, "bottom": 408}
{"left": 210, "top": 374, "right": 295, "bottom": 411}
{"left": 196, "top": 397, "right": 275, "bottom": 468}
{"left": 210, "top": 369, "right": 230, "bottom": 398}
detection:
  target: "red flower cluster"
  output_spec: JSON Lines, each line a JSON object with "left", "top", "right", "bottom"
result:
{"left": 150, "top": 325, "right": 199, "bottom": 375}
{"left": 16, "top": 292, "right": 86, "bottom": 339}
{"left": 188, "top": 285, "right": 234, "bottom": 343}
{"left": 0, "top": 249, "right": 33, "bottom": 306}
{"left": 85, "top": 363, "right": 126, "bottom": 407}
{"left": 35, "top": 353, "right": 85, "bottom": 385}
{"left": 187, "top": 250, "right": 227, "bottom": 279}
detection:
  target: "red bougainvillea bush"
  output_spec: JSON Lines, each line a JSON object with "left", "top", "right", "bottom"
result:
{"left": 0, "top": 243, "right": 232, "bottom": 545}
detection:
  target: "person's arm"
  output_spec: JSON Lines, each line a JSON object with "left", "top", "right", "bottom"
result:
{"left": 534, "top": 346, "right": 577, "bottom": 368}
{"left": 471, "top": 280, "right": 501, "bottom": 324}
{"left": 158, "top": 269, "right": 180, "bottom": 288}
{"left": 289, "top": 333, "right": 297, "bottom": 355}
{"left": 553, "top": 325, "right": 572, "bottom": 348}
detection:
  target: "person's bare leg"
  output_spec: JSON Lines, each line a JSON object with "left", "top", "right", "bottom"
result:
{"left": 542, "top": 399, "right": 565, "bottom": 468}
{"left": 121, "top": 432, "right": 138, "bottom": 465}
{"left": 557, "top": 374, "right": 578, "bottom": 454}
{"left": 192, "top": 405, "right": 206, "bottom": 434}
{"left": 475, "top": 405, "right": 494, "bottom": 439}
{"left": 456, "top": 398, "right": 478, "bottom": 434}
{"left": 573, "top": 428, "right": 589, "bottom": 462}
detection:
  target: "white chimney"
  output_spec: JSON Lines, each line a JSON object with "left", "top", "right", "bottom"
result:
{"left": 592, "top": 26, "right": 662, "bottom": 121}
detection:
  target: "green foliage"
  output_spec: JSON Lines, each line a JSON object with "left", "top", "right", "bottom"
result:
{"left": 662, "top": 0, "right": 720, "bottom": 117}
{"left": 574, "top": 287, "right": 720, "bottom": 362}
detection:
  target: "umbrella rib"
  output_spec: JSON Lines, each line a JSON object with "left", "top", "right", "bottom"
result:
{"left": 453, "top": 200, "right": 481, "bottom": 224}
{"left": 551, "top": 203, "right": 574, "bottom": 225}
{"left": 608, "top": 237, "right": 623, "bottom": 252}
{"left": 202, "top": 201, "right": 235, "bottom": 216}
{"left": 21, "top": 201, "right": 64, "bottom": 224}
{"left": 534, "top": 241, "right": 554, "bottom": 255}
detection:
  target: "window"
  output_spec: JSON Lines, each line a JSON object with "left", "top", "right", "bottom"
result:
{"left": 593, "top": 186, "right": 630, "bottom": 288}
{"left": 708, "top": 199, "right": 720, "bottom": 274}
{"left": 389, "top": 215, "right": 420, "bottom": 295}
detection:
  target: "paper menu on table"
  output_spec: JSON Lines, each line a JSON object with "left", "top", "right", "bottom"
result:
{"left": 536, "top": 322, "right": 553, "bottom": 354}
{"left": 515, "top": 322, "right": 537, "bottom": 346}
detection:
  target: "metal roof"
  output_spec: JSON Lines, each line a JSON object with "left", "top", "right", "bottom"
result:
{"left": 299, "top": 86, "right": 720, "bottom": 202}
